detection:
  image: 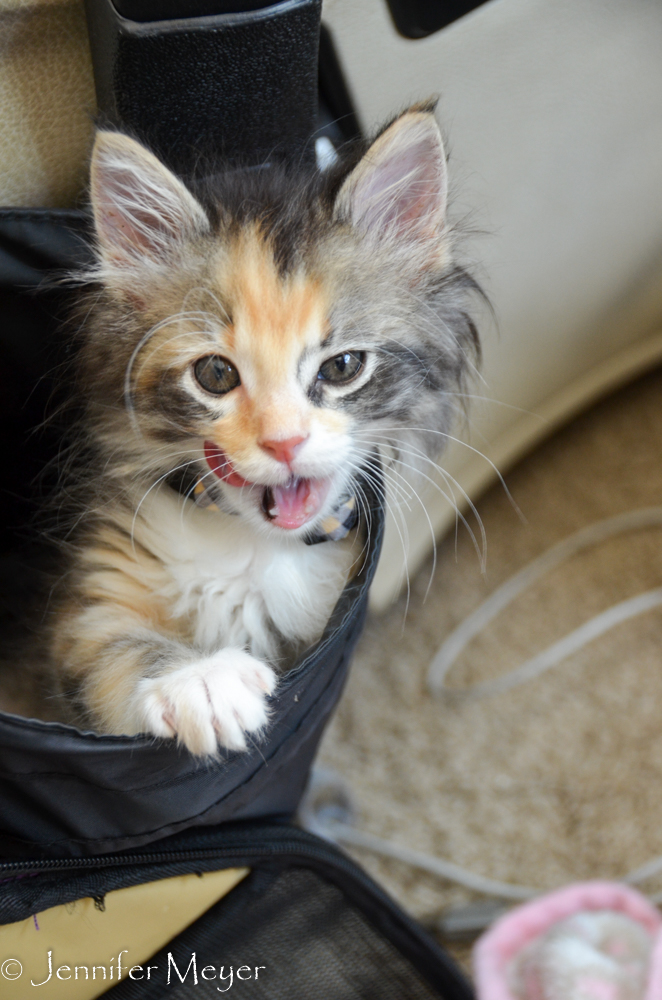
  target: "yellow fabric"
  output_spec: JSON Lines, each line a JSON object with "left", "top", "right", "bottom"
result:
{"left": 0, "top": 866, "right": 249, "bottom": 999}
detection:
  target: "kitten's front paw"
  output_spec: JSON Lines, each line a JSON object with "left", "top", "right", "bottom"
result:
{"left": 134, "top": 649, "right": 276, "bottom": 756}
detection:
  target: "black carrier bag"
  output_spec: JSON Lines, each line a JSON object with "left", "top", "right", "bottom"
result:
{"left": 0, "top": 1, "right": 474, "bottom": 996}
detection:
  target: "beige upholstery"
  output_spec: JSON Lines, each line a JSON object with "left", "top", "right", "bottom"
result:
{"left": 0, "top": 0, "right": 95, "bottom": 207}
{"left": 323, "top": 0, "right": 662, "bottom": 608}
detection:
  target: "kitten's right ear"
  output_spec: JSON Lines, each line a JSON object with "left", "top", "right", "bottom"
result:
{"left": 90, "top": 132, "right": 210, "bottom": 274}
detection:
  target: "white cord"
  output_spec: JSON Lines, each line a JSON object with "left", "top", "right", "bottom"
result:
{"left": 428, "top": 507, "right": 662, "bottom": 699}
{"left": 307, "top": 510, "right": 662, "bottom": 905}
{"left": 326, "top": 822, "right": 662, "bottom": 904}
{"left": 327, "top": 821, "right": 537, "bottom": 901}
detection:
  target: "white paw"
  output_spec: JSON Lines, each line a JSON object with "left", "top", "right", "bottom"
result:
{"left": 134, "top": 649, "right": 276, "bottom": 756}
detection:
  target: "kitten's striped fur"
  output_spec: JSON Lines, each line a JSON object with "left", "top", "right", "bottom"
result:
{"left": 25, "top": 106, "right": 481, "bottom": 754}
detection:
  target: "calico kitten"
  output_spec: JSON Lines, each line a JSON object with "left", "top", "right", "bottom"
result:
{"left": 39, "top": 104, "right": 479, "bottom": 755}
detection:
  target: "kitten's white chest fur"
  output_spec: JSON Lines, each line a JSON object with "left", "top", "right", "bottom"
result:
{"left": 119, "top": 490, "right": 354, "bottom": 755}
{"left": 137, "top": 490, "right": 353, "bottom": 662}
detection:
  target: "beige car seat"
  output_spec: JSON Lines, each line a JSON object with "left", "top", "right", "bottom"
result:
{"left": 322, "top": 0, "right": 662, "bottom": 608}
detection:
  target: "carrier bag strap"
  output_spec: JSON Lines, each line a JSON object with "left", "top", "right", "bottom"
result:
{"left": 83, "top": 0, "right": 322, "bottom": 175}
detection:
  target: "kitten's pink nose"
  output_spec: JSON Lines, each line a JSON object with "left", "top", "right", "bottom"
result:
{"left": 259, "top": 435, "right": 307, "bottom": 466}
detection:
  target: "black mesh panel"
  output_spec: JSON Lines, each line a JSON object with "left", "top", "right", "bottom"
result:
{"left": 106, "top": 867, "right": 462, "bottom": 999}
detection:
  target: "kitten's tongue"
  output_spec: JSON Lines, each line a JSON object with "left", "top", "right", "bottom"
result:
{"left": 264, "top": 478, "right": 331, "bottom": 530}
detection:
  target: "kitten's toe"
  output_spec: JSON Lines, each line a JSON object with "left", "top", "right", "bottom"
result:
{"left": 134, "top": 649, "right": 276, "bottom": 756}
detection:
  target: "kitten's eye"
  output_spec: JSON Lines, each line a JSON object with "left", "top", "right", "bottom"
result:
{"left": 193, "top": 355, "right": 241, "bottom": 395}
{"left": 317, "top": 351, "right": 364, "bottom": 384}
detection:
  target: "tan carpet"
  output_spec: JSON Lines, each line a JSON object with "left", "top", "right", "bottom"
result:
{"left": 318, "top": 365, "right": 662, "bottom": 970}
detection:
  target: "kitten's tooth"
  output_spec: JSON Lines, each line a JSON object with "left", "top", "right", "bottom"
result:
{"left": 261, "top": 486, "right": 277, "bottom": 520}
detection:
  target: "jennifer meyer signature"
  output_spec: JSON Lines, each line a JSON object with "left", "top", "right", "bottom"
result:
{"left": 1, "top": 951, "right": 265, "bottom": 991}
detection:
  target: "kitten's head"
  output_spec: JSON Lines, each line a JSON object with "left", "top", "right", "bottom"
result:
{"left": 82, "top": 106, "right": 479, "bottom": 537}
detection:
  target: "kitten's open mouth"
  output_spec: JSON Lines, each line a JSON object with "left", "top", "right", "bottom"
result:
{"left": 260, "top": 479, "right": 332, "bottom": 530}
{"left": 204, "top": 442, "right": 331, "bottom": 530}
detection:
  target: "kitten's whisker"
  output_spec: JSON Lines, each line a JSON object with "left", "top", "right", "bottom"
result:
{"left": 367, "top": 423, "right": 522, "bottom": 523}
{"left": 393, "top": 289, "right": 484, "bottom": 386}
{"left": 440, "top": 391, "right": 545, "bottom": 420}
{"left": 352, "top": 450, "right": 440, "bottom": 600}
{"left": 137, "top": 330, "right": 220, "bottom": 369}
{"left": 176, "top": 466, "right": 222, "bottom": 529}
{"left": 383, "top": 495, "right": 413, "bottom": 626}
{"left": 350, "top": 459, "right": 414, "bottom": 510}
{"left": 352, "top": 463, "right": 412, "bottom": 532}
{"left": 346, "top": 455, "right": 406, "bottom": 510}
{"left": 347, "top": 482, "right": 374, "bottom": 572}
{"left": 360, "top": 452, "right": 439, "bottom": 600}
{"left": 188, "top": 286, "right": 231, "bottom": 324}
{"left": 124, "top": 309, "right": 221, "bottom": 436}
{"left": 356, "top": 436, "right": 486, "bottom": 570}
{"left": 347, "top": 456, "right": 415, "bottom": 617}
{"left": 349, "top": 446, "right": 412, "bottom": 501}
{"left": 130, "top": 458, "right": 205, "bottom": 551}
{"left": 372, "top": 342, "right": 434, "bottom": 383}
{"left": 398, "top": 453, "right": 484, "bottom": 573}
{"left": 365, "top": 438, "right": 486, "bottom": 566}
{"left": 134, "top": 322, "right": 225, "bottom": 374}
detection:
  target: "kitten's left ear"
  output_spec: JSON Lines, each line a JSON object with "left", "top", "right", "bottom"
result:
{"left": 334, "top": 107, "right": 448, "bottom": 256}
{"left": 90, "top": 131, "right": 210, "bottom": 272}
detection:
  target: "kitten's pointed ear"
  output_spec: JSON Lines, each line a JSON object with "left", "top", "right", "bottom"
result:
{"left": 90, "top": 132, "right": 209, "bottom": 270}
{"left": 334, "top": 108, "right": 448, "bottom": 255}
